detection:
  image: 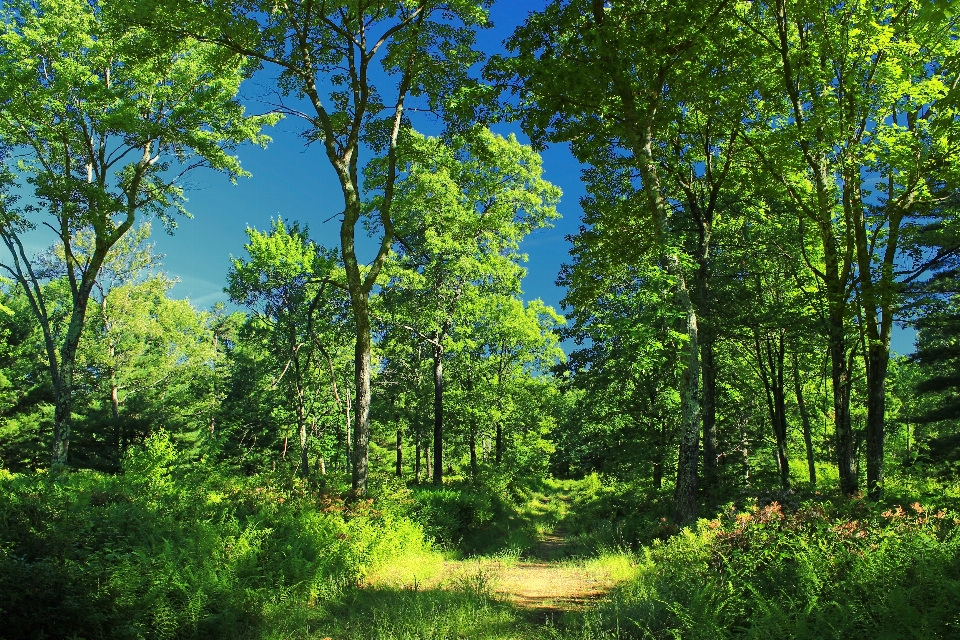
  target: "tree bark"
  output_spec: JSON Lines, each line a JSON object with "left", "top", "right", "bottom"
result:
{"left": 396, "top": 428, "right": 403, "bottom": 477}
{"left": 829, "top": 327, "right": 856, "bottom": 493}
{"left": 701, "top": 335, "right": 717, "bottom": 488}
{"left": 51, "top": 271, "right": 102, "bottom": 464}
{"left": 415, "top": 435, "right": 421, "bottom": 483}
{"left": 344, "top": 385, "right": 352, "bottom": 474}
{"left": 298, "top": 418, "right": 309, "bottom": 477}
{"left": 432, "top": 340, "right": 443, "bottom": 485}
{"left": 864, "top": 343, "right": 888, "bottom": 497}
{"left": 292, "top": 332, "right": 309, "bottom": 478}
{"left": 849, "top": 175, "right": 903, "bottom": 499}
{"left": 757, "top": 332, "right": 790, "bottom": 488}
{"left": 673, "top": 276, "right": 701, "bottom": 525}
{"left": 350, "top": 300, "right": 371, "bottom": 493}
{"left": 425, "top": 440, "right": 431, "bottom": 482}
{"left": 495, "top": 422, "right": 503, "bottom": 465}
{"left": 694, "top": 212, "right": 717, "bottom": 490}
{"left": 792, "top": 353, "right": 816, "bottom": 485}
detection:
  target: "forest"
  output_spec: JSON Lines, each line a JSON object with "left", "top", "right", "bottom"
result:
{"left": 2, "top": 0, "right": 960, "bottom": 638}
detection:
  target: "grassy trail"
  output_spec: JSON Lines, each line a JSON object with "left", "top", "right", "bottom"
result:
{"left": 313, "top": 481, "right": 636, "bottom": 639}
{"left": 491, "top": 504, "right": 625, "bottom": 618}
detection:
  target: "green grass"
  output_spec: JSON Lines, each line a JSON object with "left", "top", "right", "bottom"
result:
{"left": 308, "top": 581, "right": 539, "bottom": 640}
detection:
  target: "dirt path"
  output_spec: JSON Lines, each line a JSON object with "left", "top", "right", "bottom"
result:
{"left": 365, "top": 486, "right": 632, "bottom": 623}
{"left": 490, "top": 527, "right": 623, "bottom": 617}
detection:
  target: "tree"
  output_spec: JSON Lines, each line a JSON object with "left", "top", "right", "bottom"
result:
{"left": 495, "top": 0, "right": 742, "bottom": 523}
{"left": 0, "top": 0, "right": 275, "bottom": 464}
{"left": 558, "top": 259, "right": 684, "bottom": 486}
{"left": 374, "top": 127, "right": 560, "bottom": 484}
{"left": 456, "top": 295, "right": 565, "bottom": 477}
{"left": 74, "top": 275, "right": 220, "bottom": 468}
{"left": 141, "top": 0, "right": 491, "bottom": 494}
{"left": 227, "top": 219, "right": 349, "bottom": 477}
{"left": 738, "top": 0, "right": 960, "bottom": 496}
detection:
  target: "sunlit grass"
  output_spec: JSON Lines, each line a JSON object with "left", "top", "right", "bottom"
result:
{"left": 365, "top": 547, "right": 448, "bottom": 590}
{"left": 576, "top": 552, "right": 639, "bottom": 584}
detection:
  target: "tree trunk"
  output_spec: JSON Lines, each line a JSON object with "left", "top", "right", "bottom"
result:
{"left": 673, "top": 276, "right": 701, "bottom": 526}
{"left": 299, "top": 419, "right": 309, "bottom": 478}
{"left": 757, "top": 332, "right": 791, "bottom": 489}
{"left": 772, "top": 335, "right": 790, "bottom": 488}
{"left": 51, "top": 376, "right": 73, "bottom": 465}
{"left": 793, "top": 353, "right": 817, "bottom": 485}
{"left": 470, "top": 426, "right": 477, "bottom": 479}
{"left": 344, "top": 389, "right": 352, "bottom": 473}
{"left": 695, "top": 221, "right": 717, "bottom": 490}
{"left": 865, "top": 343, "right": 888, "bottom": 498}
{"left": 495, "top": 422, "right": 503, "bottom": 465}
{"left": 432, "top": 340, "right": 443, "bottom": 485}
{"left": 293, "top": 348, "right": 309, "bottom": 478}
{"left": 654, "top": 416, "right": 668, "bottom": 489}
{"left": 829, "top": 328, "right": 856, "bottom": 494}
{"left": 396, "top": 428, "right": 403, "bottom": 478}
{"left": 350, "top": 307, "right": 371, "bottom": 493}
{"left": 849, "top": 176, "right": 901, "bottom": 500}
{"left": 415, "top": 435, "right": 421, "bottom": 484}
{"left": 51, "top": 280, "right": 98, "bottom": 465}
{"left": 425, "top": 441, "right": 431, "bottom": 482}
{"left": 701, "top": 337, "right": 717, "bottom": 488}
{"left": 772, "top": 376, "right": 790, "bottom": 488}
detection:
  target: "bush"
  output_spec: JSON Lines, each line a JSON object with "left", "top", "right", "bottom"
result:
{"left": 561, "top": 474, "right": 675, "bottom": 551}
{"left": 0, "top": 432, "right": 433, "bottom": 640}
{"left": 591, "top": 495, "right": 960, "bottom": 639}
{"left": 410, "top": 471, "right": 536, "bottom": 554}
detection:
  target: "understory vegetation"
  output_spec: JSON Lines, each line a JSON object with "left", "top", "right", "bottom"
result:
{"left": 4, "top": 438, "right": 960, "bottom": 639}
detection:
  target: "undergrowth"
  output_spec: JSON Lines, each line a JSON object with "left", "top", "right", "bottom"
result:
{"left": 0, "top": 432, "right": 433, "bottom": 640}
{"left": 577, "top": 490, "right": 960, "bottom": 639}
{"left": 6, "top": 441, "right": 960, "bottom": 639}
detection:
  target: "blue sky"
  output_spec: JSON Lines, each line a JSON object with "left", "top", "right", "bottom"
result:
{"left": 147, "top": 0, "right": 916, "bottom": 356}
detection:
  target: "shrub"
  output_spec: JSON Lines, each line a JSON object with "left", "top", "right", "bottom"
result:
{"left": 592, "top": 496, "right": 960, "bottom": 639}
{"left": 0, "top": 432, "right": 433, "bottom": 640}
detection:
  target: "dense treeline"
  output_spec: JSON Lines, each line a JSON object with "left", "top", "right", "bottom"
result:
{"left": 2, "top": 0, "right": 960, "bottom": 637}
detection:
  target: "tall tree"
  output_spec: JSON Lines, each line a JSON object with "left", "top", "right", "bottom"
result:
{"left": 141, "top": 0, "right": 491, "bottom": 493}
{"left": 0, "top": 0, "right": 274, "bottom": 464}
{"left": 739, "top": 0, "right": 960, "bottom": 496}
{"left": 496, "top": 0, "right": 741, "bottom": 523}
{"left": 557, "top": 260, "right": 683, "bottom": 485}
{"left": 227, "top": 219, "right": 348, "bottom": 477}
{"left": 459, "top": 296, "right": 565, "bottom": 475}
{"left": 374, "top": 127, "right": 560, "bottom": 484}
{"left": 75, "top": 275, "right": 220, "bottom": 467}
